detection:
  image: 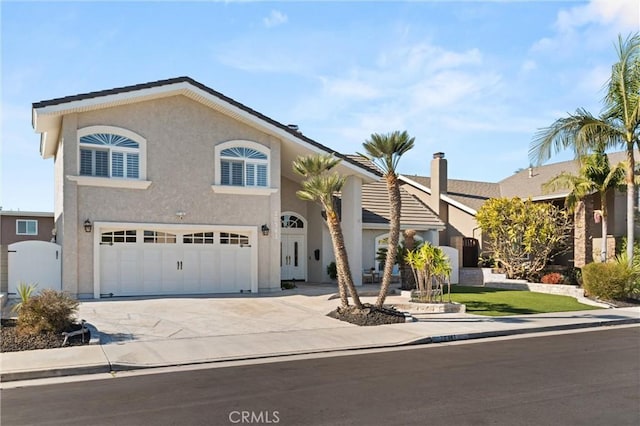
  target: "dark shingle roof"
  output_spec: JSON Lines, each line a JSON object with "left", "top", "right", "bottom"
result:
{"left": 402, "top": 150, "right": 636, "bottom": 213}
{"left": 499, "top": 151, "right": 634, "bottom": 199}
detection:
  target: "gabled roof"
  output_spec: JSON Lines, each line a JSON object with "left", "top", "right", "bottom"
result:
{"left": 360, "top": 180, "right": 445, "bottom": 230}
{"left": 32, "top": 77, "right": 379, "bottom": 182}
{"left": 401, "top": 150, "right": 636, "bottom": 215}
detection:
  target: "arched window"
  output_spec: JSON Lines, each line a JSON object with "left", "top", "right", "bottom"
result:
{"left": 281, "top": 214, "right": 305, "bottom": 229}
{"left": 78, "top": 126, "right": 146, "bottom": 180}
{"left": 217, "top": 143, "right": 269, "bottom": 188}
{"left": 374, "top": 232, "right": 424, "bottom": 272}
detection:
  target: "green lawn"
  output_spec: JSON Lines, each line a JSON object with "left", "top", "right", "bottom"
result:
{"left": 448, "top": 285, "right": 602, "bottom": 316}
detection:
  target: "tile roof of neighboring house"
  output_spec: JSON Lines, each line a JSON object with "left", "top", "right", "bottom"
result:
{"left": 33, "top": 76, "right": 378, "bottom": 177}
{"left": 360, "top": 180, "right": 445, "bottom": 230}
{"left": 402, "top": 151, "right": 636, "bottom": 214}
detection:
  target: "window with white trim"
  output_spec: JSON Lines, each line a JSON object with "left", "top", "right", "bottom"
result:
{"left": 220, "top": 232, "right": 249, "bottom": 245}
{"left": 16, "top": 220, "right": 38, "bottom": 235}
{"left": 143, "top": 231, "right": 176, "bottom": 244}
{"left": 101, "top": 230, "right": 137, "bottom": 244}
{"left": 183, "top": 232, "right": 214, "bottom": 244}
{"left": 374, "top": 232, "right": 424, "bottom": 272}
{"left": 219, "top": 146, "right": 268, "bottom": 187}
{"left": 79, "top": 133, "right": 140, "bottom": 179}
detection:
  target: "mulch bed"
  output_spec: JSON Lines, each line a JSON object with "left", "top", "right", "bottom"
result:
{"left": 328, "top": 303, "right": 407, "bottom": 326}
{"left": 0, "top": 319, "right": 90, "bottom": 353}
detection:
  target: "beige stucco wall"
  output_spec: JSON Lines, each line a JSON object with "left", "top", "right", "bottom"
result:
{"left": 446, "top": 205, "right": 481, "bottom": 248}
{"left": 58, "top": 95, "right": 287, "bottom": 297}
{"left": 401, "top": 183, "right": 478, "bottom": 249}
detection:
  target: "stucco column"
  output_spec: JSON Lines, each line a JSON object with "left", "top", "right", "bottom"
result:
{"left": 268, "top": 137, "right": 281, "bottom": 291}
{"left": 341, "top": 176, "right": 363, "bottom": 286}
{"left": 61, "top": 115, "right": 80, "bottom": 297}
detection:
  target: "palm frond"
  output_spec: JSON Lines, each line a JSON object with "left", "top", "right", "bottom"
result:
{"left": 604, "top": 33, "right": 640, "bottom": 133}
{"left": 292, "top": 154, "right": 341, "bottom": 178}
{"left": 361, "top": 130, "right": 415, "bottom": 176}
{"left": 529, "top": 110, "right": 623, "bottom": 165}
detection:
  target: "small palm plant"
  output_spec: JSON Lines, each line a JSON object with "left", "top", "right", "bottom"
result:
{"left": 11, "top": 282, "right": 38, "bottom": 313}
{"left": 405, "top": 243, "right": 452, "bottom": 303}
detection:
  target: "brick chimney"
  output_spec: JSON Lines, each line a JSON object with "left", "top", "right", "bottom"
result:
{"left": 431, "top": 152, "right": 447, "bottom": 217}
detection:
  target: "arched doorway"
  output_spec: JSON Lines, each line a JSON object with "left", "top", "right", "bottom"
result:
{"left": 281, "top": 212, "right": 307, "bottom": 281}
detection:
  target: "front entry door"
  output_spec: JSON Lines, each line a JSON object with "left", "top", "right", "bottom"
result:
{"left": 281, "top": 234, "right": 305, "bottom": 280}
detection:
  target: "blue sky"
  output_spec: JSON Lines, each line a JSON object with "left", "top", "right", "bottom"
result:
{"left": 1, "top": 0, "right": 637, "bottom": 212}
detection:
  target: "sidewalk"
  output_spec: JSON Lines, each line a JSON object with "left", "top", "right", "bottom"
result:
{"left": 1, "top": 288, "right": 639, "bottom": 382}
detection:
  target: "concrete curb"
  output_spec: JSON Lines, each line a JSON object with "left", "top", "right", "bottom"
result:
{"left": 1, "top": 364, "right": 112, "bottom": 382}
{"left": 3, "top": 317, "right": 638, "bottom": 383}
{"left": 406, "top": 317, "right": 640, "bottom": 345}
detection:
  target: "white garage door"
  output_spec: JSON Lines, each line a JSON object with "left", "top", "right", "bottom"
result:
{"left": 99, "top": 228, "right": 254, "bottom": 297}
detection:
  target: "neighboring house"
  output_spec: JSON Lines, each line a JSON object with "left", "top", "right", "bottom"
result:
{"left": 0, "top": 210, "right": 55, "bottom": 293}
{"left": 32, "top": 77, "right": 443, "bottom": 299}
{"left": 401, "top": 151, "right": 638, "bottom": 268}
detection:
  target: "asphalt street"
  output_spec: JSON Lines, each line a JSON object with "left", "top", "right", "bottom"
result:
{"left": 2, "top": 327, "right": 639, "bottom": 426}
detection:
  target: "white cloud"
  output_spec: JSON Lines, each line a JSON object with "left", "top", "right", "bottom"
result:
{"left": 263, "top": 10, "right": 288, "bottom": 28}
{"left": 555, "top": 0, "right": 638, "bottom": 33}
{"left": 532, "top": 0, "right": 638, "bottom": 53}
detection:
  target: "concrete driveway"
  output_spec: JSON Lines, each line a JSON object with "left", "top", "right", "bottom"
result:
{"left": 77, "top": 285, "right": 361, "bottom": 344}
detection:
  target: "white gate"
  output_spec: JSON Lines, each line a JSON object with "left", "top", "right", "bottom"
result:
{"left": 438, "top": 246, "right": 459, "bottom": 284}
{"left": 8, "top": 241, "right": 62, "bottom": 297}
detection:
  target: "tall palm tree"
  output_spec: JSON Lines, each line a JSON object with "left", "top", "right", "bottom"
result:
{"left": 293, "top": 154, "right": 363, "bottom": 309}
{"left": 361, "top": 130, "right": 415, "bottom": 308}
{"left": 543, "top": 144, "right": 626, "bottom": 262}
{"left": 529, "top": 33, "right": 640, "bottom": 264}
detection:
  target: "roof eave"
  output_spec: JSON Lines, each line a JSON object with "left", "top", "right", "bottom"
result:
{"left": 31, "top": 78, "right": 379, "bottom": 181}
{"left": 399, "top": 175, "right": 478, "bottom": 216}
{"left": 362, "top": 222, "right": 446, "bottom": 231}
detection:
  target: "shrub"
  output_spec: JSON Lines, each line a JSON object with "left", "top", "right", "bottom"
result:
{"left": 541, "top": 272, "right": 564, "bottom": 284}
{"left": 581, "top": 262, "right": 632, "bottom": 301}
{"left": 327, "top": 261, "right": 337, "bottom": 280}
{"left": 17, "top": 289, "right": 79, "bottom": 336}
{"left": 281, "top": 281, "right": 297, "bottom": 290}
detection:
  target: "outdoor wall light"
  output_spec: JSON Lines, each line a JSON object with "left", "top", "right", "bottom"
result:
{"left": 176, "top": 211, "right": 186, "bottom": 220}
{"left": 83, "top": 219, "right": 93, "bottom": 233}
{"left": 261, "top": 224, "right": 270, "bottom": 236}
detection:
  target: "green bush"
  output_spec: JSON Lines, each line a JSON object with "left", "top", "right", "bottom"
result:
{"left": 17, "top": 289, "right": 79, "bottom": 336}
{"left": 327, "top": 261, "right": 337, "bottom": 280}
{"left": 581, "top": 262, "right": 632, "bottom": 301}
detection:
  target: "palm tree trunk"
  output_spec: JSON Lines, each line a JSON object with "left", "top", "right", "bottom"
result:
{"left": 626, "top": 145, "right": 635, "bottom": 266}
{"left": 326, "top": 210, "right": 363, "bottom": 309}
{"left": 376, "top": 173, "right": 401, "bottom": 308}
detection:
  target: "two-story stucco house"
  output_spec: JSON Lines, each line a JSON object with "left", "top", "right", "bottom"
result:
{"left": 32, "top": 77, "right": 443, "bottom": 299}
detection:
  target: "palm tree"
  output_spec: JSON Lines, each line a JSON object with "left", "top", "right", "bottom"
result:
{"left": 529, "top": 33, "right": 640, "bottom": 264}
{"left": 293, "top": 154, "right": 363, "bottom": 309}
{"left": 361, "top": 130, "right": 415, "bottom": 308}
{"left": 543, "top": 144, "right": 626, "bottom": 262}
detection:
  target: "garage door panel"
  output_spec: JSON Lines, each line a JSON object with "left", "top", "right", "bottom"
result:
{"left": 100, "top": 228, "right": 255, "bottom": 297}
{"left": 120, "top": 247, "right": 140, "bottom": 294}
